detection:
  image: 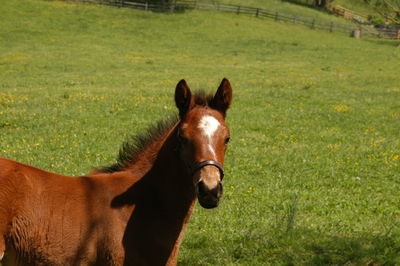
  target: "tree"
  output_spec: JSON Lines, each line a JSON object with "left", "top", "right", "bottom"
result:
{"left": 364, "top": 0, "right": 400, "bottom": 24}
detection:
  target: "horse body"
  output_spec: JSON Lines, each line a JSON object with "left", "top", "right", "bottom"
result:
{"left": 0, "top": 164, "right": 128, "bottom": 263}
{"left": 0, "top": 126, "right": 193, "bottom": 266}
{"left": 0, "top": 79, "right": 232, "bottom": 265}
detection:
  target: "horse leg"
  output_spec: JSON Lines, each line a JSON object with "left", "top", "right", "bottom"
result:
{"left": 0, "top": 218, "right": 9, "bottom": 262}
{"left": 0, "top": 235, "right": 4, "bottom": 261}
{"left": 0, "top": 207, "right": 8, "bottom": 262}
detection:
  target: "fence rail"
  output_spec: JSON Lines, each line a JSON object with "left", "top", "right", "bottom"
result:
{"left": 74, "top": 0, "right": 400, "bottom": 39}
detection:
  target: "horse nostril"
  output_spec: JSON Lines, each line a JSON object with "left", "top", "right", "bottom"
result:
{"left": 218, "top": 182, "right": 223, "bottom": 197}
{"left": 197, "top": 181, "right": 207, "bottom": 196}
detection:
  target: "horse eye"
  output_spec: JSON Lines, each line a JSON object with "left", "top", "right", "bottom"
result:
{"left": 225, "top": 136, "right": 231, "bottom": 144}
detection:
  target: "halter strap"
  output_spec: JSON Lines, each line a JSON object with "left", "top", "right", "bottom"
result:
{"left": 193, "top": 160, "right": 224, "bottom": 180}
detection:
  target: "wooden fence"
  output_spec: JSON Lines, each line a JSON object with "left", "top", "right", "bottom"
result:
{"left": 75, "top": 0, "right": 400, "bottom": 39}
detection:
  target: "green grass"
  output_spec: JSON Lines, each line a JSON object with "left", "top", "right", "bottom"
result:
{"left": 1, "top": 0, "right": 400, "bottom": 265}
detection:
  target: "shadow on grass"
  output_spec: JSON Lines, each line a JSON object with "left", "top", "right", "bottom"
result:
{"left": 108, "top": 0, "right": 190, "bottom": 14}
{"left": 179, "top": 227, "right": 400, "bottom": 265}
{"left": 282, "top": 0, "right": 316, "bottom": 9}
{"left": 281, "top": 0, "right": 328, "bottom": 12}
{"left": 304, "top": 232, "right": 400, "bottom": 265}
{"left": 365, "top": 39, "right": 400, "bottom": 47}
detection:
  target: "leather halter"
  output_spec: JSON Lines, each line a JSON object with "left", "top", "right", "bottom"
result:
{"left": 193, "top": 160, "right": 224, "bottom": 180}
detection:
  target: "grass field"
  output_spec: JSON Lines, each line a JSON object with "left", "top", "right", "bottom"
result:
{"left": 1, "top": 0, "right": 400, "bottom": 264}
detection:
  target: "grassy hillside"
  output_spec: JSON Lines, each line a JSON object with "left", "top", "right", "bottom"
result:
{"left": 1, "top": 0, "right": 400, "bottom": 265}
{"left": 335, "top": 0, "right": 376, "bottom": 16}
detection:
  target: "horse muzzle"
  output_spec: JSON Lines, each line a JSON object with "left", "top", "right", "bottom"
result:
{"left": 193, "top": 160, "right": 225, "bottom": 209}
{"left": 197, "top": 180, "right": 223, "bottom": 209}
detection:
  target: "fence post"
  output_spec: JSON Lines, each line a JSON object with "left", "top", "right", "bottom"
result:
{"left": 293, "top": 15, "right": 296, "bottom": 24}
{"left": 145, "top": 2, "right": 148, "bottom": 11}
{"left": 119, "top": 0, "right": 123, "bottom": 8}
{"left": 255, "top": 8, "right": 259, "bottom": 17}
{"left": 329, "top": 22, "right": 333, "bottom": 32}
{"left": 397, "top": 29, "right": 400, "bottom": 40}
{"left": 351, "top": 28, "right": 361, "bottom": 39}
{"left": 170, "top": 1, "right": 176, "bottom": 13}
{"left": 237, "top": 6, "right": 241, "bottom": 15}
{"left": 274, "top": 11, "right": 279, "bottom": 21}
{"left": 311, "top": 19, "right": 315, "bottom": 29}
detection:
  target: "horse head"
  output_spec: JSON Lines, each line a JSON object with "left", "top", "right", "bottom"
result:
{"left": 175, "top": 78, "right": 232, "bottom": 208}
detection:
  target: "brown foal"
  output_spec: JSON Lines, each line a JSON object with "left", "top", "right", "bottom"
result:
{"left": 0, "top": 78, "right": 232, "bottom": 265}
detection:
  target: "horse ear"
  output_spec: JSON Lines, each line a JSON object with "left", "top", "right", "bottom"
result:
{"left": 212, "top": 78, "right": 232, "bottom": 116}
{"left": 175, "top": 79, "right": 193, "bottom": 117}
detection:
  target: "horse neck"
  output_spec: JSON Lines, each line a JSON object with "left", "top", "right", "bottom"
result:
{"left": 119, "top": 122, "right": 197, "bottom": 265}
{"left": 126, "top": 121, "right": 196, "bottom": 212}
{"left": 158, "top": 125, "right": 196, "bottom": 207}
{"left": 157, "top": 123, "right": 196, "bottom": 207}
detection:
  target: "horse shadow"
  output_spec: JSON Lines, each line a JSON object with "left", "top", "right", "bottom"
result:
{"left": 178, "top": 225, "right": 400, "bottom": 265}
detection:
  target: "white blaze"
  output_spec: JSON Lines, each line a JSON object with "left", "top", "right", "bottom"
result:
{"left": 199, "top": 115, "right": 220, "bottom": 157}
{"left": 199, "top": 115, "right": 220, "bottom": 138}
{"left": 208, "top": 144, "right": 216, "bottom": 157}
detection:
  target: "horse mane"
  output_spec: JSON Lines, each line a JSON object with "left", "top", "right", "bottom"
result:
{"left": 98, "top": 91, "right": 214, "bottom": 173}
